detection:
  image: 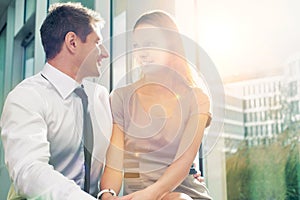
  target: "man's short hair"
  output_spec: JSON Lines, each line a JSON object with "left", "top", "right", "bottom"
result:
{"left": 40, "top": 2, "right": 104, "bottom": 59}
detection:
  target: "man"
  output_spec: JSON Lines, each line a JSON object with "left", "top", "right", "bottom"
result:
{"left": 0, "top": 2, "right": 111, "bottom": 199}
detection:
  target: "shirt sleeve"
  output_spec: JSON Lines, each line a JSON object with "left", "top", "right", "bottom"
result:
{"left": 0, "top": 86, "right": 96, "bottom": 200}
{"left": 189, "top": 87, "right": 212, "bottom": 127}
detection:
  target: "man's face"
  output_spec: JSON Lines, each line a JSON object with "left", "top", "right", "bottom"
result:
{"left": 77, "top": 24, "right": 109, "bottom": 80}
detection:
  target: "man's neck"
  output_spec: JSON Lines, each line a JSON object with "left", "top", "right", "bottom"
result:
{"left": 47, "top": 59, "right": 78, "bottom": 82}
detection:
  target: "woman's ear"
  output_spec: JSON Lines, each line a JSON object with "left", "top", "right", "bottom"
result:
{"left": 65, "top": 31, "right": 78, "bottom": 54}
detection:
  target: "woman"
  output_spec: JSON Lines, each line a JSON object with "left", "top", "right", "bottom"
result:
{"left": 100, "top": 11, "right": 212, "bottom": 200}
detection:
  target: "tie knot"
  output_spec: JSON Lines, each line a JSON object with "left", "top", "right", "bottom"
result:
{"left": 74, "top": 86, "right": 88, "bottom": 100}
{"left": 74, "top": 86, "right": 88, "bottom": 109}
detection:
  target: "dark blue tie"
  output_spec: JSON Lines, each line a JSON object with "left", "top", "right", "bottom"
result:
{"left": 74, "top": 86, "right": 94, "bottom": 193}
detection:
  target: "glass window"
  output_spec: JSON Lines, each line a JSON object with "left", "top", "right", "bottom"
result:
{"left": 24, "top": 0, "right": 36, "bottom": 22}
{"left": 23, "top": 38, "right": 35, "bottom": 79}
{"left": 262, "top": 111, "right": 265, "bottom": 121}
{"left": 256, "top": 98, "right": 260, "bottom": 107}
{"left": 108, "top": 1, "right": 300, "bottom": 199}
{"left": 49, "top": 0, "right": 94, "bottom": 9}
{"left": 224, "top": 123, "right": 244, "bottom": 134}
{"left": 111, "top": 0, "right": 127, "bottom": 89}
{"left": 0, "top": 25, "right": 6, "bottom": 114}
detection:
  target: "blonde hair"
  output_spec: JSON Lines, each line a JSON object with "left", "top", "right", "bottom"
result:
{"left": 133, "top": 10, "right": 196, "bottom": 86}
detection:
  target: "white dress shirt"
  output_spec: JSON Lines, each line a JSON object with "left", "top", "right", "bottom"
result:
{"left": 0, "top": 63, "right": 112, "bottom": 200}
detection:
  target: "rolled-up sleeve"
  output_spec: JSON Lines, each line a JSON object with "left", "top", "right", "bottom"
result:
{"left": 189, "top": 88, "right": 212, "bottom": 127}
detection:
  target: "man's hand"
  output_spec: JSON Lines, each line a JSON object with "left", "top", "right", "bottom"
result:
{"left": 193, "top": 171, "right": 205, "bottom": 182}
{"left": 119, "top": 187, "right": 161, "bottom": 200}
{"left": 101, "top": 193, "right": 120, "bottom": 200}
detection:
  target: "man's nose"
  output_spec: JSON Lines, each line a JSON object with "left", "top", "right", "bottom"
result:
{"left": 99, "top": 45, "right": 109, "bottom": 58}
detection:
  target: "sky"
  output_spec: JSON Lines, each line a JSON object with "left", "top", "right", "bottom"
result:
{"left": 176, "top": 0, "right": 300, "bottom": 82}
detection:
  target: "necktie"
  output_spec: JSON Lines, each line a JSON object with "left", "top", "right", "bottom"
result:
{"left": 74, "top": 86, "right": 94, "bottom": 193}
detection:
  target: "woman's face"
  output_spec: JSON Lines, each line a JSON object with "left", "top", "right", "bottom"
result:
{"left": 133, "top": 24, "right": 173, "bottom": 68}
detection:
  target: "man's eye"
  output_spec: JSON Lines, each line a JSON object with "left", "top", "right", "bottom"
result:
{"left": 96, "top": 41, "right": 102, "bottom": 46}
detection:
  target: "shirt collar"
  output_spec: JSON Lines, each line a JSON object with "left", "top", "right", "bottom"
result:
{"left": 41, "top": 63, "right": 80, "bottom": 99}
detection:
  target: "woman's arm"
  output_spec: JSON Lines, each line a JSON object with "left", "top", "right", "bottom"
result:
{"left": 100, "top": 124, "right": 124, "bottom": 200}
{"left": 120, "top": 114, "right": 210, "bottom": 200}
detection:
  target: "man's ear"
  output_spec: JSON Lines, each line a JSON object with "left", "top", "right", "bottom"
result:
{"left": 65, "top": 31, "right": 78, "bottom": 54}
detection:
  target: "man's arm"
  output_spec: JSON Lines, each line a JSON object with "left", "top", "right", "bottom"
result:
{"left": 1, "top": 87, "right": 95, "bottom": 200}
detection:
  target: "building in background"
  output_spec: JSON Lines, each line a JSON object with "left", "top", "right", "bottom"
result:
{"left": 222, "top": 93, "right": 244, "bottom": 153}
{"left": 223, "top": 59, "right": 300, "bottom": 149}
{"left": 225, "top": 76, "right": 284, "bottom": 147}
{"left": 285, "top": 54, "right": 300, "bottom": 131}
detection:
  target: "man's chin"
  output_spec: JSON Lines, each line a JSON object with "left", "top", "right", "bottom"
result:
{"left": 88, "top": 70, "right": 100, "bottom": 78}
{"left": 96, "top": 65, "right": 102, "bottom": 77}
{"left": 77, "top": 71, "right": 101, "bottom": 81}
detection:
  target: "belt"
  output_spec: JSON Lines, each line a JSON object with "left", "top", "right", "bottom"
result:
{"left": 124, "top": 169, "right": 196, "bottom": 179}
{"left": 124, "top": 172, "right": 140, "bottom": 178}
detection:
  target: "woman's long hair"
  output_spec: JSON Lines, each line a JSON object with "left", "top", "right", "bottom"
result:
{"left": 133, "top": 10, "right": 196, "bottom": 87}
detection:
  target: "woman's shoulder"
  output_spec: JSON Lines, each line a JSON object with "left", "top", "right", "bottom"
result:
{"left": 187, "top": 87, "right": 211, "bottom": 123}
{"left": 187, "top": 86, "right": 209, "bottom": 101}
{"left": 111, "top": 85, "right": 131, "bottom": 98}
{"left": 110, "top": 81, "right": 141, "bottom": 98}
